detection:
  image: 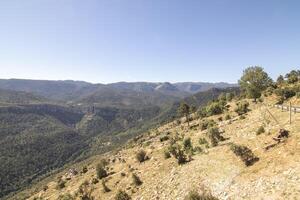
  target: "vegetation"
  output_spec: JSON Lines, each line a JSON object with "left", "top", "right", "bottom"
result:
{"left": 96, "top": 164, "right": 108, "bottom": 179}
{"left": 230, "top": 144, "right": 259, "bottom": 166}
{"left": 132, "top": 173, "right": 143, "bottom": 186}
{"left": 77, "top": 180, "right": 94, "bottom": 200}
{"left": 115, "top": 190, "right": 131, "bottom": 200}
{"left": 136, "top": 150, "right": 148, "bottom": 163}
{"left": 57, "top": 193, "right": 75, "bottom": 200}
{"left": 56, "top": 179, "right": 66, "bottom": 190}
{"left": 198, "top": 138, "right": 208, "bottom": 145}
{"left": 168, "top": 144, "right": 188, "bottom": 165}
{"left": 207, "top": 127, "right": 225, "bottom": 147}
{"left": 224, "top": 114, "right": 231, "bottom": 120}
{"left": 164, "top": 150, "right": 171, "bottom": 159}
{"left": 184, "top": 190, "right": 219, "bottom": 200}
{"left": 101, "top": 180, "right": 111, "bottom": 193}
{"left": 183, "top": 137, "right": 193, "bottom": 150}
{"left": 239, "top": 66, "right": 272, "bottom": 102}
{"left": 234, "top": 101, "right": 249, "bottom": 115}
{"left": 178, "top": 102, "right": 191, "bottom": 126}
{"left": 200, "top": 119, "right": 216, "bottom": 131}
{"left": 256, "top": 126, "right": 265, "bottom": 135}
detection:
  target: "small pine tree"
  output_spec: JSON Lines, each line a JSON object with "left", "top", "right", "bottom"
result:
{"left": 178, "top": 102, "right": 191, "bottom": 127}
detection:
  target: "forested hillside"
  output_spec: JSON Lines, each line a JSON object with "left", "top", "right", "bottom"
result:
{"left": 0, "top": 79, "right": 237, "bottom": 199}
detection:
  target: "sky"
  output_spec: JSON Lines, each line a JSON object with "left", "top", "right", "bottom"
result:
{"left": 0, "top": 0, "right": 299, "bottom": 84}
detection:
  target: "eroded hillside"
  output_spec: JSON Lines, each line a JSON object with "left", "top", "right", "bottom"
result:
{"left": 25, "top": 96, "right": 300, "bottom": 200}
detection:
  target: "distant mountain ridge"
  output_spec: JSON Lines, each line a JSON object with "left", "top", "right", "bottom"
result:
{"left": 0, "top": 79, "right": 237, "bottom": 102}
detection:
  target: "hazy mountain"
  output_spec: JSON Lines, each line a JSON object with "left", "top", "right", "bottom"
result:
{"left": 174, "top": 82, "right": 238, "bottom": 93}
{"left": 0, "top": 78, "right": 237, "bottom": 199}
{"left": 0, "top": 89, "right": 47, "bottom": 105}
{"left": 0, "top": 79, "right": 237, "bottom": 103}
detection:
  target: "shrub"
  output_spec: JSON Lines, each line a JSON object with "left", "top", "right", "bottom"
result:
{"left": 234, "top": 101, "right": 249, "bottom": 115}
{"left": 77, "top": 180, "right": 94, "bottom": 200}
{"left": 42, "top": 185, "right": 48, "bottom": 191}
{"left": 81, "top": 166, "right": 88, "bottom": 174}
{"left": 91, "top": 178, "right": 99, "bottom": 184}
{"left": 102, "top": 180, "right": 111, "bottom": 193}
{"left": 224, "top": 114, "right": 231, "bottom": 120}
{"left": 256, "top": 126, "right": 265, "bottom": 135}
{"left": 207, "top": 127, "right": 225, "bottom": 147}
{"left": 56, "top": 179, "right": 66, "bottom": 190}
{"left": 184, "top": 190, "right": 218, "bottom": 200}
{"left": 183, "top": 137, "right": 192, "bottom": 150}
{"left": 160, "top": 135, "right": 169, "bottom": 142}
{"left": 206, "top": 102, "right": 224, "bottom": 116}
{"left": 57, "top": 194, "right": 75, "bottom": 200}
{"left": 230, "top": 144, "right": 259, "bottom": 166}
{"left": 193, "top": 146, "right": 203, "bottom": 153}
{"left": 132, "top": 173, "right": 143, "bottom": 186}
{"left": 98, "top": 158, "right": 109, "bottom": 168}
{"left": 164, "top": 150, "right": 171, "bottom": 159}
{"left": 115, "top": 190, "right": 131, "bottom": 200}
{"left": 198, "top": 138, "right": 208, "bottom": 145}
{"left": 168, "top": 144, "right": 188, "bottom": 165}
{"left": 136, "top": 150, "right": 147, "bottom": 163}
{"left": 226, "top": 92, "right": 234, "bottom": 102}
{"left": 197, "top": 107, "right": 207, "bottom": 118}
{"left": 96, "top": 164, "right": 108, "bottom": 179}
{"left": 200, "top": 119, "right": 216, "bottom": 131}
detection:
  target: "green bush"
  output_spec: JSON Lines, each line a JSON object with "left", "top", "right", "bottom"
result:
{"left": 115, "top": 190, "right": 131, "bottom": 200}
{"left": 198, "top": 138, "right": 208, "bottom": 145}
{"left": 57, "top": 194, "right": 75, "bottom": 200}
{"left": 160, "top": 135, "right": 169, "bottom": 142}
{"left": 77, "top": 180, "right": 94, "bottom": 200}
{"left": 224, "top": 114, "right": 231, "bottom": 120}
{"left": 164, "top": 150, "right": 171, "bottom": 159}
{"left": 91, "top": 178, "right": 99, "bottom": 184}
{"left": 56, "top": 179, "right": 66, "bottom": 190}
{"left": 234, "top": 101, "right": 249, "bottom": 115}
{"left": 226, "top": 92, "right": 234, "bottom": 102}
{"left": 256, "top": 126, "right": 265, "bottom": 135}
{"left": 207, "top": 127, "right": 225, "bottom": 147}
{"left": 230, "top": 144, "right": 259, "bottom": 166}
{"left": 136, "top": 150, "right": 147, "bottom": 163}
{"left": 200, "top": 119, "right": 216, "bottom": 131}
{"left": 96, "top": 164, "right": 108, "bottom": 179}
{"left": 197, "top": 107, "right": 207, "bottom": 118}
{"left": 98, "top": 158, "right": 109, "bottom": 168}
{"left": 132, "top": 173, "right": 143, "bottom": 186}
{"left": 81, "top": 166, "right": 88, "bottom": 174}
{"left": 193, "top": 146, "right": 203, "bottom": 153}
{"left": 206, "top": 102, "right": 224, "bottom": 116}
{"left": 168, "top": 144, "right": 187, "bottom": 165}
{"left": 239, "top": 115, "right": 246, "bottom": 120}
{"left": 184, "top": 190, "right": 218, "bottom": 200}
{"left": 183, "top": 137, "right": 192, "bottom": 150}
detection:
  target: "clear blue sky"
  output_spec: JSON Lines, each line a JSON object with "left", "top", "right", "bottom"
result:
{"left": 0, "top": 0, "right": 299, "bottom": 83}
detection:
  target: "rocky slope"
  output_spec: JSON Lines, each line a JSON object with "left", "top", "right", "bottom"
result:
{"left": 22, "top": 96, "right": 300, "bottom": 200}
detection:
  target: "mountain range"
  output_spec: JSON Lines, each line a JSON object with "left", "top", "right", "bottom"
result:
{"left": 0, "top": 79, "right": 238, "bottom": 199}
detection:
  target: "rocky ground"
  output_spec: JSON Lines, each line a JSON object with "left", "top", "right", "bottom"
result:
{"left": 24, "top": 97, "right": 300, "bottom": 200}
